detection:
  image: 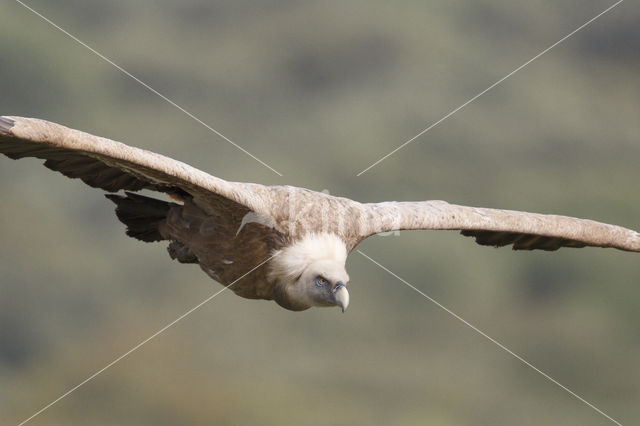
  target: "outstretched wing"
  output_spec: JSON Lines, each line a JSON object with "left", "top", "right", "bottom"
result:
{"left": 359, "top": 200, "right": 640, "bottom": 252}
{"left": 0, "top": 115, "right": 287, "bottom": 300}
{"left": 0, "top": 116, "right": 271, "bottom": 216}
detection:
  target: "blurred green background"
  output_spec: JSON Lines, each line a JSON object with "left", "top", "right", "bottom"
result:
{"left": 1, "top": 1, "right": 639, "bottom": 425}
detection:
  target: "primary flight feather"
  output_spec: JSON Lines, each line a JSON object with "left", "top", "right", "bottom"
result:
{"left": 1, "top": 116, "right": 638, "bottom": 311}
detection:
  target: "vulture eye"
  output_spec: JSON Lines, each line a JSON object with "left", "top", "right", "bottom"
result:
{"left": 314, "top": 276, "right": 328, "bottom": 287}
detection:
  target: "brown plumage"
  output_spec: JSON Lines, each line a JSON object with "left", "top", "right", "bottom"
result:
{"left": 1, "top": 116, "right": 639, "bottom": 311}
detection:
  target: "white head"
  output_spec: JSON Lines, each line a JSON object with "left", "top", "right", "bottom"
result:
{"left": 269, "top": 233, "right": 350, "bottom": 312}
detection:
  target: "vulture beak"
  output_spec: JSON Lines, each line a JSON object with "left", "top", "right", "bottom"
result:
{"left": 333, "top": 282, "right": 349, "bottom": 313}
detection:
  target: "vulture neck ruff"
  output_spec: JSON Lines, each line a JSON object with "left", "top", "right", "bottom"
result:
{"left": 269, "top": 233, "right": 347, "bottom": 284}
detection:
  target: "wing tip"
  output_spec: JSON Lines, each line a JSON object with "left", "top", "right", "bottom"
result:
{"left": 0, "top": 116, "right": 16, "bottom": 134}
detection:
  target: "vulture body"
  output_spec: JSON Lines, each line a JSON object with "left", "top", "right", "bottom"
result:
{"left": 1, "top": 116, "right": 638, "bottom": 311}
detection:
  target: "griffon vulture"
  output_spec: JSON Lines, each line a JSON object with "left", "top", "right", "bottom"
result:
{"left": 1, "top": 116, "right": 638, "bottom": 312}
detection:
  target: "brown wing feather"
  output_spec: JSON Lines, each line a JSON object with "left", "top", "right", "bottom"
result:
{"left": 0, "top": 116, "right": 287, "bottom": 300}
{"left": 0, "top": 116, "right": 270, "bottom": 214}
{"left": 1, "top": 118, "right": 151, "bottom": 192}
{"left": 359, "top": 200, "right": 640, "bottom": 252}
{"left": 459, "top": 230, "right": 587, "bottom": 251}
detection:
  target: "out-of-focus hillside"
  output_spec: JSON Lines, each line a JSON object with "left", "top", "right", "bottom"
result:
{"left": 1, "top": 1, "right": 639, "bottom": 425}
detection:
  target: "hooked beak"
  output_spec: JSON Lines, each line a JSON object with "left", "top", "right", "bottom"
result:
{"left": 332, "top": 282, "right": 349, "bottom": 313}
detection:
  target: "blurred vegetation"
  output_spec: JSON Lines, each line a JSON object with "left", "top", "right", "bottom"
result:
{"left": 1, "top": 1, "right": 639, "bottom": 425}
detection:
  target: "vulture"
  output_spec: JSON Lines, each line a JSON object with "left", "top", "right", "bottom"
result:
{"left": 1, "top": 116, "right": 639, "bottom": 312}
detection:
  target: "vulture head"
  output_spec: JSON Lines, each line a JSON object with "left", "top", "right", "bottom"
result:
{"left": 270, "top": 233, "right": 350, "bottom": 312}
